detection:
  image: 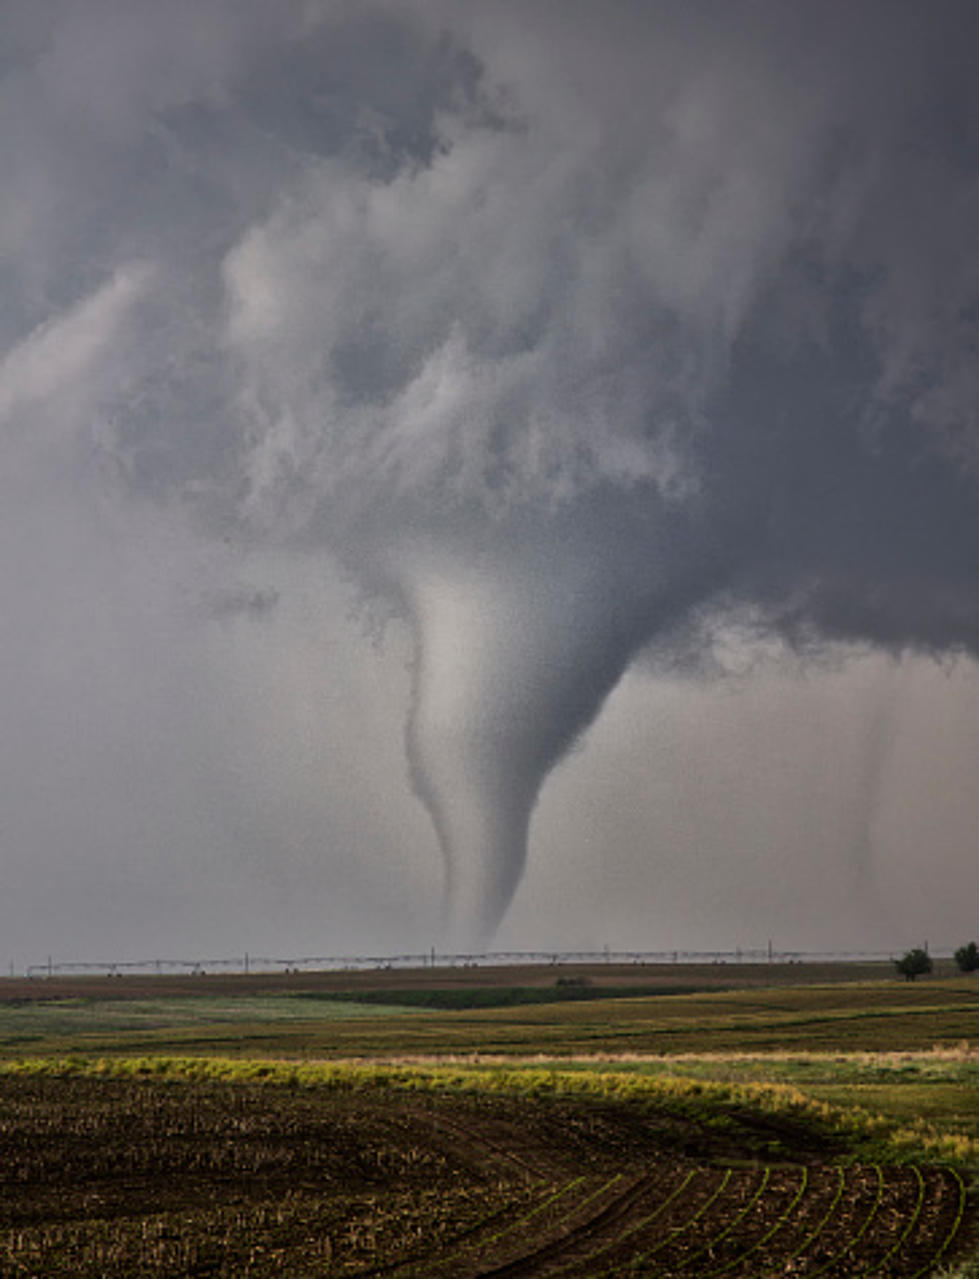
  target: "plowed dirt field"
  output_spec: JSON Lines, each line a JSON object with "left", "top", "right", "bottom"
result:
{"left": 0, "top": 1072, "right": 970, "bottom": 1276}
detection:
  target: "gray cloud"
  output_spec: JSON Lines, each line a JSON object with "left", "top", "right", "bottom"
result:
{"left": 2, "top": 1, "right": 978, "bottom": 956}
{"left": 202, "top": 585, "right": 280, "bottom": 621}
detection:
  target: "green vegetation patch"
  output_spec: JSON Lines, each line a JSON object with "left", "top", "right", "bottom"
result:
{"left": 292, "top": 983, "right": 706, "bottom": 1010}
{"left": 0, "top": 994, "right": 424, "bottom": 1043}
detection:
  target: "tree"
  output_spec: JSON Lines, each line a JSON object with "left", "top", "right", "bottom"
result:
{"left": 895, "top": 948, "right": 932, "bottom": 981}
{"left": 954, "top": 941, "right": 979, "bottom": 973}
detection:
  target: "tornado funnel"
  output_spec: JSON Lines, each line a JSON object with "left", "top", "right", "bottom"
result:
{"left": 387, "top": 522, "right": 663, "bottom": 949}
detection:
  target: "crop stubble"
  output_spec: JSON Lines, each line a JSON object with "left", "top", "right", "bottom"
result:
{"left": 0, "top": 1069, "right": 970, "bottom": 1277}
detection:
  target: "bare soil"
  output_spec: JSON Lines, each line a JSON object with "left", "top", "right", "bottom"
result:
{"left": 0, "top": 1072, "right": 969, "bottom": 1276}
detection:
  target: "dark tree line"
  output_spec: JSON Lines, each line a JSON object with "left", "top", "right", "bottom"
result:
{"left": 893, "top": 942, "right": 979, "bottom": 980}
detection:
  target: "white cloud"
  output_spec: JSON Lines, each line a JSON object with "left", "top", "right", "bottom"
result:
{"left": 0, "top": 265, "right": 152, "bottom": 419}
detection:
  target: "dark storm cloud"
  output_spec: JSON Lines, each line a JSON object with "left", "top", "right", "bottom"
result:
{"left": 2, "top": 0, "right": 978, "bottom": 947}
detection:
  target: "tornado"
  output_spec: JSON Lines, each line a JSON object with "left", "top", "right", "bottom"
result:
{"left": 383, "top": 515, "right": 670, "bottom": 949}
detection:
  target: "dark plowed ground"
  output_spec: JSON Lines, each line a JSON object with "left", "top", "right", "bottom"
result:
{"left": 0, "top": 1074, "right": 970, "bottom": 1276}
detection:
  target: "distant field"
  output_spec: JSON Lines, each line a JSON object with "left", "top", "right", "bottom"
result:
{"left": 0, "top": 993, "right": 426, "bottom": 1042}
{"left": 0, "top": 957, "right": 904, "bottom": 1003}
{"left": 1, "top": 964, "right": 977, "bottom": 1059}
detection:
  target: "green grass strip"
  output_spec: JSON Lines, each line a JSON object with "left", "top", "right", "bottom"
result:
{"left": 295, "top": 985, "right": 710, "bottom": 1010}
{"left": 855, "top": 1163, "right": 925, "bottom": 1278}
{"left": 585, "top": 1167, "right": 733, "bottom": 1279}
{"left": 704, "top": 1164, "right": 808, "bottom": 1276}
{"left": 781, "top": 1163, "right": 846, "bottom": 1265}
{"left": 908, "top": 1165, "right": 967, "bottom": 1279}
{"left": 805, "top": 1164, "right": 885, "bottom": 1278}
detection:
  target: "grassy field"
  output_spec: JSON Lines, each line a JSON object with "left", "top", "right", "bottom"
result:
{"left": 2, "top": 962, "right": 978, "bottom": 1274}
{"left": 1, "top": 964, "right": 978, "bottom": 1059}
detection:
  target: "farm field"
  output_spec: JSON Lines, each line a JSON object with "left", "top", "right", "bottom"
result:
{"left": 1, "top": 962, "right": 978, "bottom": 1059}
{"left": 0, "top": 1058, "right": 974, "bottom": 1277}
{"left": 2, "top": 963, "right": 978, "bottom": 1274}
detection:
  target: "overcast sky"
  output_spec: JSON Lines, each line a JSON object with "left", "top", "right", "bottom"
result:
{"left": 2, "top": 0, "right": 979, "bottom": 967}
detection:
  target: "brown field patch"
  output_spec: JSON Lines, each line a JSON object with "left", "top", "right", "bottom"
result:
{"left": 0, "top": 1070, "right": 970, "bottom": 1276}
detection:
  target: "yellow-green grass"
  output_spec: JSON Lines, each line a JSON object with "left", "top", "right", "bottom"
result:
{"left": 385, "top": 1047, "right": 979, "bottom": 1144}
{"left": 522, "top": 1049, "right": 979, "bottom": 1162}
{"left": 2, "top": 1054, "right": 977, "bottom": 1170}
